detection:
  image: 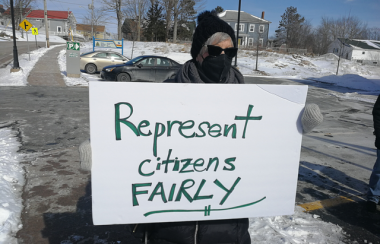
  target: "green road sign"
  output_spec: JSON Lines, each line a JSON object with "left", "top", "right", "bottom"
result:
{"left": 67, "top": 42, "right": 80, "bottom": 51}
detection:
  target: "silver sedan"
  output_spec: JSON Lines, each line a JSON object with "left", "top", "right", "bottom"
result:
{"left": 80, "top": 51, "right": 130, "bottom": 74}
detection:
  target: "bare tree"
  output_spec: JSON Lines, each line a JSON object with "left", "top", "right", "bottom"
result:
{"left": 82, "top": 8, "right": 107, "bottom": 38}
{"left": 1, "top": 0, "right": 35, "bottom": 28}
{"left": 172, "top": 0, "right": 199, "bottom": 42}
{"left": 329, "top": 15, "right": 367, "bottom": 40}
{"left": 365, "top": 27, "right": 380, "bottom": 41}
{"left": 124, "top": 0, "right": 149, "bottom": 41}
{"left": 101, "top": 0, "right": 124, "bottom": 39}
{"left": 160, "top": 0, "right": 174, "bottom": 41}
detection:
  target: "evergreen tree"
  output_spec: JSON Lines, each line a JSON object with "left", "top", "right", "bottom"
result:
{"left": 122, "top": 19, "right": 138, "bottom": 40}
{"left": 275, "top": 6, "right": 305, "bottom": 48}
{"left": 143, "top": 1, "right": 166, "bottom": 42}
{"left": 214, "top": 6, "right": 224, "bottom": 13}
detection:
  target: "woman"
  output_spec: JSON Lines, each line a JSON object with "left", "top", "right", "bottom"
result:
{"left": 146, "top": 10, "right": 251, "bottom": 244}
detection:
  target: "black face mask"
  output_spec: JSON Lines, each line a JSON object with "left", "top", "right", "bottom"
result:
{"left": 201, "top": 54, "right": 232, "bottom": 82}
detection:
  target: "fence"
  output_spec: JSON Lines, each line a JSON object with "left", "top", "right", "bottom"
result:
{"left": 266, "top": 47, "right": 307, "bottom": 55}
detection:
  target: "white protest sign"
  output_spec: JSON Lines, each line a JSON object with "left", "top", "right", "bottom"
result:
{"left": 90, "top": 82, "right": 308, "bottom": 225}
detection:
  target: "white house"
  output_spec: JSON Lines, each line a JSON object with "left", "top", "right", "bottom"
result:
{"left": 218, "top": 10, "right": 271, "bottom": 48}
{"left": 328, "top": 38, "right": 380, "bottom": 66}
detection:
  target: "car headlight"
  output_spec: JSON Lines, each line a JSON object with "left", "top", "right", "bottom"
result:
{"left": 105, "top": 68, "right": 114, "bottom": 72}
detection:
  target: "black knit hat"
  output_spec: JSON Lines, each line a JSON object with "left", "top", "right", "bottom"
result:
{"left": 191, "top": 10, "right": 236, "bottom": 60}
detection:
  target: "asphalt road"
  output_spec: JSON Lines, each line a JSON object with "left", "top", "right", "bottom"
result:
{"left": 0, "top": 40, "right": 63, "bottom": 68}
{"left": 0, "top": 77, "right": 379, "bottom": 243}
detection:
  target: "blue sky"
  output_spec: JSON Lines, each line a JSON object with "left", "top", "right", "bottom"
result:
{"left": 39, "top": 0, "right": 379, "bottom": 37}
{"left": 203, "top": 0, "right": 379, "bottom": 37}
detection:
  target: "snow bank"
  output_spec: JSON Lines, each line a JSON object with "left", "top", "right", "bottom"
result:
{"left": 249, "top": 206, "right": 344, "bottom": 243}
{"left": 308, "top": 74, "right": 380, "bottom": 92}
{"left": 0, "top": 128, "right": 24, "bottom": 244}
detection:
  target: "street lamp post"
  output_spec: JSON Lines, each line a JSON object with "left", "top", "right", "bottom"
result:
{"left": 234, "top": 0, "right": 241, "bottom": 67}
{"left": 10, "top": 0, "right": 20, "bottom": 72}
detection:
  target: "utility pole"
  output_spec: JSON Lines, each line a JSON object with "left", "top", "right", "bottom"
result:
{"left": 234, "top": 0, "right": 241, "bottom": 67}
{"left": 138, "top": 0, "right": 141, "bottom": 41}
{"left": 89, "top": 0, "right": 94, "bottom": 39}
{"left": 10, "top": 0, "right": 20, "bottom": 72}
{"left": 44, "top": 0, "right": 50, "bottom": 48}
{"left": 336, "top": 39, "right": 345, "bottom": 76}
{"left": 19, "top": 5, "right": 24, "bottom": 38}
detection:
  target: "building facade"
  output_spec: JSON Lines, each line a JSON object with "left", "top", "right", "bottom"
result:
{"left": 218, "top": 10, "right": 271, "bottom": 48}
{"left": 329, "top": 38, "right": 380, "bottom": 66}
{"left": 76, "top": 24, "right": 106, "bottom": 40}
{"left": 26, "top": 10, "right": 76, "bottom": 36}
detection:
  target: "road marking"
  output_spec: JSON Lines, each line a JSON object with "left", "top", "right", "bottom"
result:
{"left": 298, "top": 196, "right": 355, "bottom": 212}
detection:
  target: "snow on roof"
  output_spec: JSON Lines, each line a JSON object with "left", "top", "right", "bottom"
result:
{"left": 338, "top": 38, "right": 380, "bottom": 50}
{"left": 364, "top": 40, "right": 380, "bottom": 49}
{"left": 218, "top": 10, "right": 271, "bottom": 23}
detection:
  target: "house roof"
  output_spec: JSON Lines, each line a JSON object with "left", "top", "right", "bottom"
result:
{"left": 3, "top": 7, "right": 31, "bottom": 16}
{"left": 218, "top": 10, "right": 271, "bottom": 24}
{"left": 26, "top": 10, "right": 72, "bottom": 20}
{"left": 338, "top": 38, "right": 380, "bottom": 50}
{"left": 77, "top": 24, "right": 105, "bottom": 32}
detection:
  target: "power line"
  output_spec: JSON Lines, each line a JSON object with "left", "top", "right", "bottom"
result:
{"left": 49, "top": 0, "right": 85, "bottom": 6}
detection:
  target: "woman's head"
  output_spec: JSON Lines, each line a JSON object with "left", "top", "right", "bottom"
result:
{"left": 196, "top": 32, "right": 233, "bottom": 63}
{"left": 190, "top": 10, "right": 236, "bottom": 61}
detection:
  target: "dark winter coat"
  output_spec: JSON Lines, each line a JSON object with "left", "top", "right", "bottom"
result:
{"left": 373, "top": 95, "right": 380, "bottom": 149}
{"left": 137, "top": 59, "right": 250, "bottom": 244}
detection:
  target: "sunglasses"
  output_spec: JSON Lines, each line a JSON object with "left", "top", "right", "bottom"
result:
{"left": 207, "top": 45, "right": 238, "bottom": 58}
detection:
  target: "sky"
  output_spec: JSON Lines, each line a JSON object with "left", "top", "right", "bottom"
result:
{"left": 33, "top": 0, "right": 380, "bottom": 38}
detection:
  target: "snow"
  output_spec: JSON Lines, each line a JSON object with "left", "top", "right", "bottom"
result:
{"left": 1, "top": 39, "right": 380, "bottom": 243}
{"left": 0, "top": 28, "right": 67, "bottom": 43}
{"left": 363, "top": 40, "right": 380, "bottom": 50}
{"left": 0, "top": 128, "right": 24, "bottom": 244}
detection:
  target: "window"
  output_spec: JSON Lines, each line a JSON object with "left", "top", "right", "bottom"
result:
{"left": 93, "top": 53, "right": 107, "bottom": 58}
{"left": 235, "top": 23, "right": 244, "bottom": 31}
{"left": 259, "top": 25, "right": 264, "bottom": 33}
{"left": 259, "top": 38, "right": 263, "bottom": 46}
{"left": 157, "top": 58, "right": 171, "bottom": 66}
{"left": 57, "top": 26, "right": 62, "bottom": 33}
{"left": 357, "top": 60, "right": 363, "bottom": 63}
{"left": 249, "top": 24, "right": 255, "bottom": 32}
{"left": 107, "top": 53, "right": 123, "bottom": 60}
{"left": 140, "top": 58, "right": 156, "bottom": 66}
{"left": 248, "top": 38, "right": 253, "bottom": 46}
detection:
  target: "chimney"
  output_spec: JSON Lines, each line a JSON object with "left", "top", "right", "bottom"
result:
{"left": 261, "top": 11, "right": 265, "bottom": 19}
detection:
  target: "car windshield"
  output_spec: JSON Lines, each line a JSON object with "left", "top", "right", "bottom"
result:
{"left": 125, "top": 56, "right": 144, "bottom": 65}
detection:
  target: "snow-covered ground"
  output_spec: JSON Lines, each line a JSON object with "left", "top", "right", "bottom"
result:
{"left": 0, "top": 127, "right": 25, "bottom": 244}
{"left": 1, "top": 40, "right": 380, "bottom": 92}
{"left": 1, "top": 39, "right": 380, "bottom": 243}
{"left": 0, "top": 27, "right": 67, "bottom": 43}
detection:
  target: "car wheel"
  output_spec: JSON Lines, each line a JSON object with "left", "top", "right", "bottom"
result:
{"left": 117, "top": 73, "right": 131, "bottom": 82}
{"left": 85, "top": 64, "right": 97, "bottom": 74}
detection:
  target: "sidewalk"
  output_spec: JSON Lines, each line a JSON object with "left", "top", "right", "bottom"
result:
{"left": 27, "top": 45, "right": 66, "bottom": 87}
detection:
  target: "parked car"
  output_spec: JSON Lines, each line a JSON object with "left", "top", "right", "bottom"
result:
{"left": 80, "top": 51, "right": 130, "bottom": 74}
{"left": 100, "top": 55, "right": 182, "bottom": 82}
